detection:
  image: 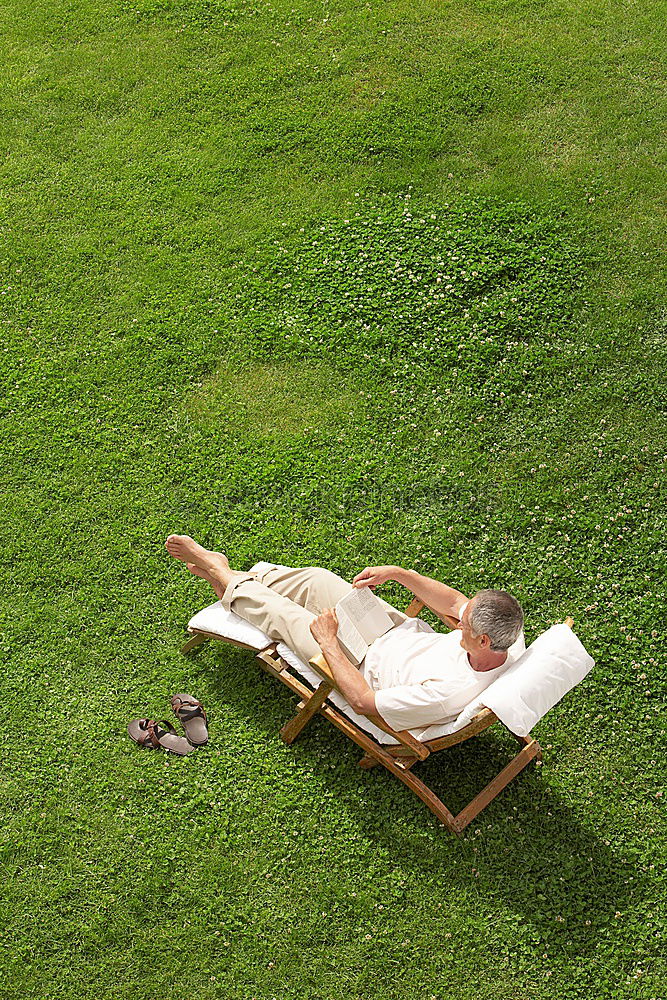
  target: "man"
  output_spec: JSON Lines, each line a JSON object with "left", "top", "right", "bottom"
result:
{"left": 165, "top": 534, "right": 525, "bottom": 735}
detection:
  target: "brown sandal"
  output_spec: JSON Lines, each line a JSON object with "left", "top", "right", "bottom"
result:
{"left": 170, "top": 693, "right": 209, "bottom": 747}
{"left": 127, "top": 718, "right": 195, "bottom": 756}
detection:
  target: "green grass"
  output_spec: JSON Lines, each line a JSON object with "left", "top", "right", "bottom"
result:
{"left": 1, "top": 1, "right": 666, "bottom": 998}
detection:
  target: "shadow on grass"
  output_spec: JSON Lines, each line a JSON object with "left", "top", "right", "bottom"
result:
{"left": 194, "top": 641, "right": 642, "bottom": 954}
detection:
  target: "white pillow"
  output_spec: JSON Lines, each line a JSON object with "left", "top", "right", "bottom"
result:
{"left": 462, "top": 623, "right": 595, "bottom": 737}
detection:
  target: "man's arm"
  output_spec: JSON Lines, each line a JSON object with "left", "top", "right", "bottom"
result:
{"left": 352, "top": 565, "right": 469, "bottom": 621}
{"left": 309, "top": 610, "right": 390, "bottom": 730}
{"left": 309, "top": 609, "right": 463, "bottom": 736}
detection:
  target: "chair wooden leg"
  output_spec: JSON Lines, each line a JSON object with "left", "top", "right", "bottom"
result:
{"left": 389, "top": 763, "right": 461, "bottom": 834}
{"left": 453, "top": 740, "right": 541, "bottom": 831}
{"left": 181, "top": 633, "right": 209, "bottom": 654}
{"left": 261, "top": 665, "right": 461, "bottom": 833}
{"left": 509, "top": 730, "right": 543, "bottom": 761}
{"left": 353, "top": 744, "right": 460, "bottom": 832}
{"left": 279, "top": 681, "right": 334, "bottom": 745}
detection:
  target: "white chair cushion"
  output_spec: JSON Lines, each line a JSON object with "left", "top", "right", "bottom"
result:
{"left": 187, "top": 602, "right": 273, "bottom": 650}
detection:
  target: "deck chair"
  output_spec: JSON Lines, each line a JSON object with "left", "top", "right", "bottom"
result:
{"left": 181, "top": 568, "right": 594, "bottom": 835}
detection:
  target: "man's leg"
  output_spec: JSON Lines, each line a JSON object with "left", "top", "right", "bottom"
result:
{"left": 166, "top": 535, "right": 326, "bottom": 662}
{"left": 221, "top": 572, "right": 322, "bottom": 662}
{"left": 248, "top": 565, "right": 409, "bottom": 625}
{"left": 249, "top": 563, "right": 354, "bottom": 615}
{"left": 165, "top": 535, "right": 407, "bottom": 661}
{"left": 225, "top": 564, "right": 408, "bottom": 655}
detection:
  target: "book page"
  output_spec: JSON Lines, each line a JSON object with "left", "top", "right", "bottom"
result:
{"left": 335, "top": 606, "right": 367, "bottom": 666}
{"left": 337, "top": 588, "right": 395, "bottom": 647}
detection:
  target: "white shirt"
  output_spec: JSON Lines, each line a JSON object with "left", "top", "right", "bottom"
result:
{"left": 362, "top": 611, "right": 525, "bottom": 732}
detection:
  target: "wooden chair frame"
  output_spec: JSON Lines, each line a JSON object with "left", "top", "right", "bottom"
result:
{"left": 181, "top": 600, "right": 572, "bottom": 835}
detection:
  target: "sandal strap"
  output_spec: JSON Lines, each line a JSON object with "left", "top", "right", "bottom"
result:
{"left": 143, "top": 720, "right": 161, "bottom": 749}
{"left": 179, "top": 706, "right": 206, "bottom": 723}
{"left": 173, "top": 697, "right": 207, "bottom": 725}
{"left": 142, "top": 719, "right": 176, "bottom": 748}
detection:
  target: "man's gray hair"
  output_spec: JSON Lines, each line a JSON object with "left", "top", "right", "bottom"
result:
{"left": 469, "top": 590, "right": 524, "bottom": 651}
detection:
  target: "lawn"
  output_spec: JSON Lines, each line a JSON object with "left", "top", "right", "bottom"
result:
{"left": 1, "top": 1, "right": 665, "bottom": 998}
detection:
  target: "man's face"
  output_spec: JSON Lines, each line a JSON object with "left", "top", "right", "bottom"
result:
{"left": 458, "top": 597, "right": 488, "bottom": 656}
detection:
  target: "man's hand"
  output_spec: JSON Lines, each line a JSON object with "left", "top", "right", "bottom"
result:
{"left": 352, "top": 565, "right": 399, "bottom": 590}
{"left": 310, "top": 608, "right": 340, "bottom": 652}
{"left": 354, "top": 565, "right": 469, "bottom": 623}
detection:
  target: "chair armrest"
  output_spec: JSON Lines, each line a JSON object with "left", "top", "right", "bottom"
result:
{"left": 309, "top": 651, "right": 335, "bottom": 683}
{"left": 442, "top": 613, "right": 461, "bottom": 630}
{"left": 404, "top": 597, "right": 425, "bottom": 618}
{"left": 404, "top": 597, "right": 460, "bottom": 631}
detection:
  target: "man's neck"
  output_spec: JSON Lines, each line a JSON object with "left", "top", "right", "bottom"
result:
{"left": 467, "top": 649, "right": 508, "bottom": 672}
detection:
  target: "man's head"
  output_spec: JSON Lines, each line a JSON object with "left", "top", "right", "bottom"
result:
{"left": 459, "top": 590, "right": 524, "bottom": 656}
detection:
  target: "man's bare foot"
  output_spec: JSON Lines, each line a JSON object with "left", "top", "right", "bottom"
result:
{"left": 165, "top": 534, "right": 230, "bottom": 580}
{"left": 187, "top": 563, "right": 225, "bottom": 601}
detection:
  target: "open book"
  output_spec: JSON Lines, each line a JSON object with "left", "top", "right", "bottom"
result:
{"left": 335, "top": 587, "right": 396, "bottom": 666}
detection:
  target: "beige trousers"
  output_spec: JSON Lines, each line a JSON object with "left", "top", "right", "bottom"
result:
{"left": 221, "top": 564, "right": 356, "bottom": 664}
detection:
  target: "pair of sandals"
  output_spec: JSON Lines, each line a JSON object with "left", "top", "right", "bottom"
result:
{"left": 127, "top": 693, "right": 208, "bottom": 756}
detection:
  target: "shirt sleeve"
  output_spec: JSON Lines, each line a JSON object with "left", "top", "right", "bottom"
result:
{"left": 374, "top": 681, "right": 451, "bottom": 732}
